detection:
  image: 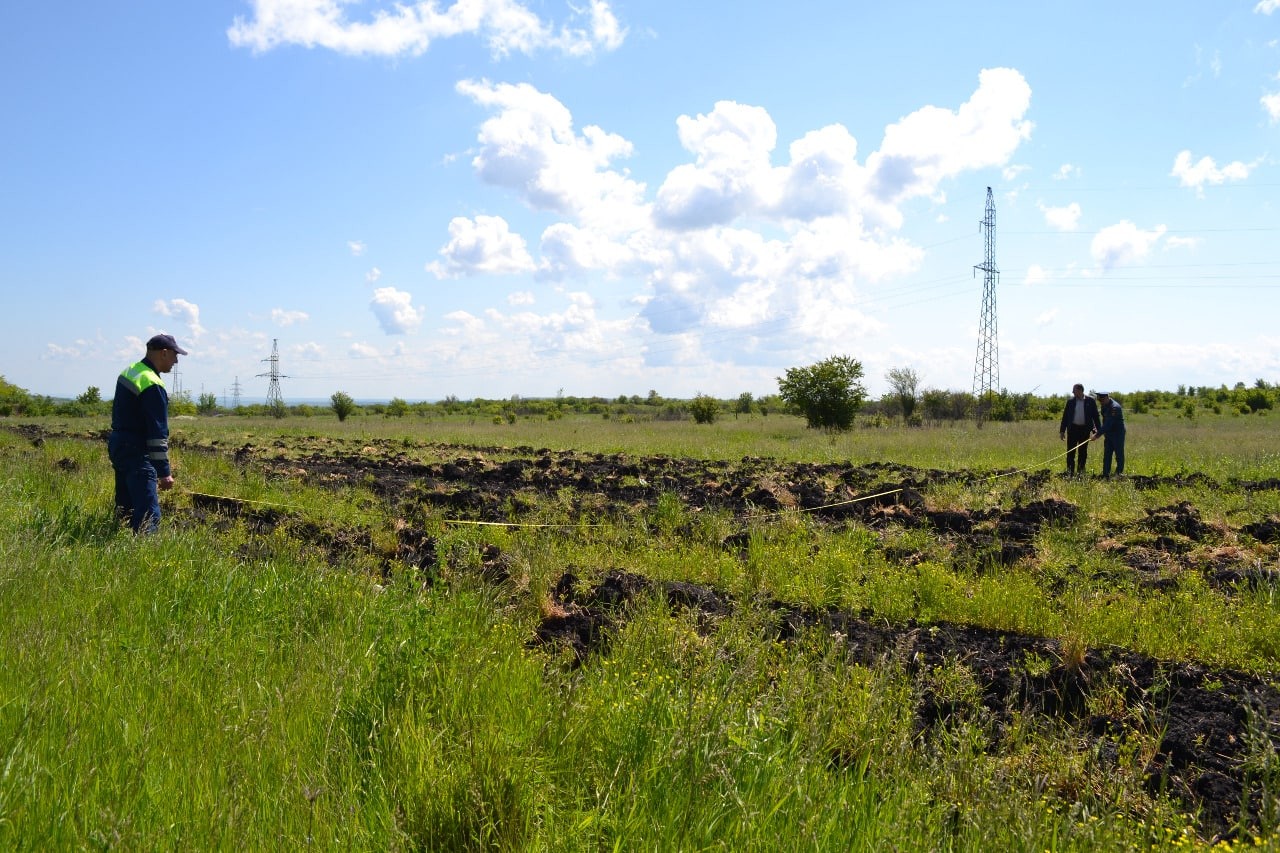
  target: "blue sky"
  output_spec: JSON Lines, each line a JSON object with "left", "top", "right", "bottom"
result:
{"left": 3, "top": 1, "right": 1279, "bottom": 403}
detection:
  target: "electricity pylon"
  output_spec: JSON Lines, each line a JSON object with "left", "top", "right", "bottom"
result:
{"left": 257, "top": 339, "right": 288, "bottom": 418}
{"left": 972, "top": 186, "right": 1000, "bottom": 423}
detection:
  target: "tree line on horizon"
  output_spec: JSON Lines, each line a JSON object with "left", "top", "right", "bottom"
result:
{"left": 1, "top": 363, "right": 1275, "bottom": 427}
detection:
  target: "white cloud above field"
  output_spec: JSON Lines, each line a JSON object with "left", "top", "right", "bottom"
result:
{"left": 427, "top": 215, "right": 537, "bottom": 278}
{"left": 1024, "top": 264, "right": 1049, "bottom": 285}
{"left": 1038, "top": 201, "right": 1081, "bottom": 231}
{"left": 1091, "top": 221, "right": 1167, "bottom": 270}
{"left": 271, "top": 308, "right": 309, "bottom": 327}
{"left": 227, "top": 0, "right": 625, "bottom": 58}
{"left": 435, "top": 68, "right": 1032, "bottom": 367}
{"left": 1263, "top": 90, "right": 1280, "bottom": 124}
{"left": 1170, "top": 150, "right": 1257, "bottom": 193}
{"left": 153, "top": 298, "right": 206, "bottom": 342}
{"left": 369, "top": 287, "right": 424, "bottom": 334}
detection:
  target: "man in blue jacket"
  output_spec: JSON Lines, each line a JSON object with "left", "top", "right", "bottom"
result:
{"left": 1058, "top": 383, "right": 1101, "bottom": 476}
{"left": 108, "top": 333, "right": 187, "bottom": 532}
{"left": 1093, "top": 391, "right": 1126, "bottom": 478}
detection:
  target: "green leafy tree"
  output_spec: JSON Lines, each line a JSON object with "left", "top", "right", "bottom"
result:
{"left": 0, "top": 376, "right": 31, "bottom": 416}
{"left": 196, "top": 392, "right": 218, "bottom": 415}
{"left": 1244, "top": 388, "right": 1272, "bottom": 413}
{"left": 734, "top": 392, "right": 754, "bottom": 414}
{"left": 921, "top": 388, "right": 949, "bottom": 423}
{"left": 885, "top": 367, "right": 920, "bottom": 421}
{"left": 169, "top": 390, "right": 197, "bottom": 417}
{"left": 385, "top": 397, "right": 409, "bottom": 418}
{"left": 689, "top": 393, "right": 720, "bottom": 424}
{"left": 330, "top": 391, "right": 357, "bottom": 421}
{"left": 77, "top": 386, "right": 101, "bottom": 405}
{"left": 777, "top": 355, "right": 867, "bottom": 430}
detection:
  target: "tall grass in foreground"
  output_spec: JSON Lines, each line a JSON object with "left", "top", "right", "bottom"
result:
{"left": 2, "top": 426, "right": 1277, "bottom": 849}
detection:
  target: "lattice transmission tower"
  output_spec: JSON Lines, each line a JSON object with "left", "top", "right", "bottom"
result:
{"left": 257, "top": 339, "right": 288, "bottom": 417}
{"left": 972, "top": 186, "right": 1000, "bottom": 422}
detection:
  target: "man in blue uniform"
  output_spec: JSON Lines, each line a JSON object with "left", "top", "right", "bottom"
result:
{"left": 1093, "top": 391, "right": 1126, "bottom": 478}
{"left": 108, "top": 333, "right": 188, "bottom": 532}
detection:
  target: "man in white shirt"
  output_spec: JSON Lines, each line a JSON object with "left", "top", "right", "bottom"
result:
{"left": 1058, "top": 383, "right": 1101, "bottom": 476}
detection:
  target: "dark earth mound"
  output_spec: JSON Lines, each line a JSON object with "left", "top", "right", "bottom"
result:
{"left": 531, "top": 564, "right": 1280, "bottom": 840}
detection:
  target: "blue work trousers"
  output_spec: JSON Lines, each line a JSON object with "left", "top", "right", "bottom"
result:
{"left": 109, "top": 439, "right": 161, "bottom": 533}
{"left": 1102, "top": 432, "right": 1126, "bottom": 478}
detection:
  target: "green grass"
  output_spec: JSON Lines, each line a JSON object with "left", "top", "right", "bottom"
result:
{"left": 2, "top": 414, "right": 1278, "bottom": 849}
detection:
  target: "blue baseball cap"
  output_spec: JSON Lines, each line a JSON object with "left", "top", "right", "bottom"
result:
{"left": 146, "top": 333, "right": 188, "bottom": 355}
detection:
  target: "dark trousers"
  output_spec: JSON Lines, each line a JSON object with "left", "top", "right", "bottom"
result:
{"left": 1102, "top": 432, "right": 1125, "bottom": 477}
{"left": 109, "top": 439, "right": 161, "bottom": 533}
{"left": 1065, "top": 425, "right": 1092, "bottom": 474}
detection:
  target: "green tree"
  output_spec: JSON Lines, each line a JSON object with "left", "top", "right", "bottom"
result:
{"left": 76, "top": 386, "right": 102, "bottom": 405}
{"left": 921, "top": 388, "right": 949, "bottom": 423}
{"left": 0, "top": 376, "right": 30, "bottom": 416}
{"left": 385, "top": 397, "right": 409, "bottom": 418}
{"left": 777, "top": 355, "right": 867, "bottom": 430}
{"left": 885, "top": 367, "right": 920, "bottom": 421}
{"left": 1244, "top": 388, "right": 1272, "bottom": 413}
{"left": 331, "top": 391, "right": 357, "bottom": 422}
{"left": 734, "top": 392, "right": 754, "bottom": 415}
{"left": 169, "top": 390, "right": 197, "bottom": 417}
{"left": 689, "top": 393, "right": 720, "bottom": 424}
{"left": 196, "top": 392, "right": 218, "bottom": 414}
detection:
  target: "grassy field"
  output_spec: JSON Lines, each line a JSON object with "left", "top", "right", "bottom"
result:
{"left": 2, "top": 411, "right": 1278, "bottom": 850}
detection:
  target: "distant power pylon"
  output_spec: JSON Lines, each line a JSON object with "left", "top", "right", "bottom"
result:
{"left": 972, "top": 186, "right": 1000, "bottom": 422}
{"left": 257, "top": 339, "right": 288, "bottom": 417}
{"left": 231, "top": 376, "right": 243, "bottom": 410}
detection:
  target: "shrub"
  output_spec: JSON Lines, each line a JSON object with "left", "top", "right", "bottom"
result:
{"left": 331, "top": 392, "right": 357, "bottom": 422}
{"left": 690, "top": 394, "right": 720, "bottom": 424}
{"left": 777, "top": 355, "right": 867, "bottom": 430}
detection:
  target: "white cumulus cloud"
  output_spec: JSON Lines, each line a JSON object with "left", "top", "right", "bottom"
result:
{"left": 1170, "top": 150, "right": 1256, "bottom": 193}
{"left": 653, "top": 100, "right": 783, "bottom": 230}
{"left": 444, "top": 70, "right": 1030, "bottom": 365}
{"left": 153, "top": 298, "right": 206, "bottom": 340}
{"left": 457, "top": 79, "right": 646, "bottom": 231}
{"left": 1038, "top": 201, "right": 1081, "bottom": 231}
{"left": 271, "top": 308, "right": 309, "bottom": 327}
{"left": 1262, "top": 91, "right": 1280, "bottom": 124}
{"left": 228, "top": 0, "right": 624, "bottom": 58}
{"left": 427, "top": 215, "right": 536, "bottom": 278}
{"left": 369, "top": 287, "right": 423, "bottom": 334}
{"left": 865, "top": 67, "right": 1033, "bottom": 206}
{"left": 1091, "top": 221, "right": 1167, "bottom": 270}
